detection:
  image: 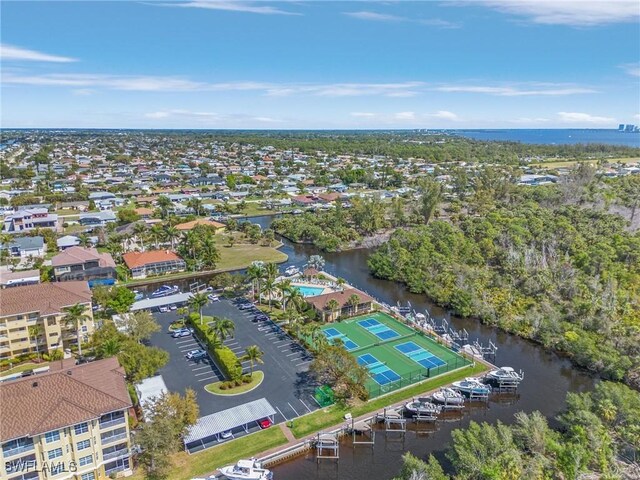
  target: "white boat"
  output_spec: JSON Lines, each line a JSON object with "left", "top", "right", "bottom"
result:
{"left": 150, "top": 285, "right": 179, "bottom": 298}
{"left": 431, "top": 388, "right": 465, "bottom": 407}
{"left": 485, "top": 366, "right": 524, "bottom": 386}
{"left": 452, "top": 378, "right": 492, "bottom": 397}
{"left": 219, "top": 458, "right": 273, "bottom": 480}
{"left": 404, "top": 397, "right": 442, "bottom": 417}
{"left": 284, "top": 266, "right": 300, "bottom": 276}
{"left": 133, "top": 290, "right": 144, "bottom": 301}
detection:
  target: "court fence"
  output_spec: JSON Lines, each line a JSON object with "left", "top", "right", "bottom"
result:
{"left": 365, "top": 355, "right": 470, "bottom": 399}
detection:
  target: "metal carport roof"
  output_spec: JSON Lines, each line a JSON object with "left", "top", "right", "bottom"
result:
{"left": 184, "top": 398, "right": 277, "bottom": 445}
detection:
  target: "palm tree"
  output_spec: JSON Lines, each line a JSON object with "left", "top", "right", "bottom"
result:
{"left": 262, "top": 277, "right": 277, "bottom": 310}
{"left": 265, "top": 262, "right": 279, "bottom": 281}
{"left": 247, "top": 262, "right": 266, "bottom": 302}
{"left": 347, "top": 294, "right": 361, "bottom": 317}
{"left": 208, "top": 317, "right": 235, "bottom": 341}
{"left": 157, "top": 196, "right": 172, "bottom": 219}
{"left": 189, "top": 292, "right": 209, "bottom": 325}
{"left": 242, "top": 345, "right": 264, "bottom": 375}
{"left": 150, "top": 224, "right": 165, "bottom": 249}
{"left": 28, "top": 324, "right": 43, "bottom": 360}
{"left": 133, "top": 222, "right": 148, "bottom": 251}
{"left": 97, "top": 337, "right": 122, "bottom": 358}
{"left": 326, "top": 298, "right": 340, "bottom": 321}
{"left": 277, "top": 279, "right": 292, "bottom": 310}
{"left": 283, "top": 285, "right": 304, "bottom": 313}
{"left": 200, "top": 236, "right": 220, "bottom": 269}
{"left": 307, "top": 255, "right": 325, "bottom": 271}
{"left": 336, "top": 277, "right": 346, "bottom": 291}
{"left": 78, "top": 233, "right": 90, "bottom": 248}
{"left": 63, "top": 303, "right": 90, "bottom": 356}
{"left": 187, "top": 198, "right": 204, "bottom": 216}
{"left": 164, "top": 225, "right": 180, "bottom": 250}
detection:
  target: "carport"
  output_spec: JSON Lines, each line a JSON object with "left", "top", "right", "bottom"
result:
{"left": 184, "top": 398, "right": 277, "bottom": 453}
{"left": 131, "top": 292, "right": 193, "bottom": 311}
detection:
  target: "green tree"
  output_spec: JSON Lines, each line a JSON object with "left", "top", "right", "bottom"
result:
{"left": 107, "top": 286, "right": 136, "bottom": 314}
{"left": 393, "top": 453, "right": 448, "bottom": 480}
{"left": 241, "top": 345, "right": 264, "bottom": 375}
{"left": 118, "top": 342, "right": 169, "bottom": 382}
{"left": 62, "top": 303, "right": 90, "bottom": 356}
{"left": 28, "top": 324, "right": 43, "bottom": 360}
{"left": 208, "top": 317, "right": 235, "bottom": 342}
{"left": 188, "top": 292, "right": 209, "bottom": 325}
{"left": 310, "top": 343, "right": 369, "bottom": 404}
{"left": 122, "top": 310, "right": 161, "bottom": 343}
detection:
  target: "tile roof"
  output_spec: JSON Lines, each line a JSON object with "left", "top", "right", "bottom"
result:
{"left": 305, "top": 288, "right": 374, "bottom": 311}
{"left": 175, "top": 219, "right": 225, "bottom": 231}
{"left": 122, "top": 250, "right": 183, "bottom": 269}
{"left": 0, "top": 281, "right": 92, "bottom": 317}
{"left": 0, "top": 357, "right": 131, "bottom": 442}
{"left": 51, "top": 246, "right": 116, "bottom": 268}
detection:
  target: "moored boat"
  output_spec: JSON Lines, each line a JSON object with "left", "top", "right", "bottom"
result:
{"left": 404, "top": 397, "right": 442, "bottom": 417}
{"left": 484, "top": 366, "right": 524, "bottom": 387}
{"left": 150, "top": 285, "right": 179, "bottom": 298}
{"left": 133, "top": 290, "right": 144, "bottom": 301}
{"left": 219, "top": 458, "right": 273, "bottom": 480}
{"left": 431, "top": 388, "right": 465, "bottom": 407}
{"left": 452, "top": 378, "right": 492, "bottom": 397}
{"left": 284, "top": 266, "right": 300, "bottom": 276}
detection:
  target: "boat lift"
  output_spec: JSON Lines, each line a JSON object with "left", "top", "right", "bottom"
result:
{"left": 315, "top": 432, "right": 339, "bottom": 462}
{"left": 349, "top": 417, "right": 375, "bottom": 446}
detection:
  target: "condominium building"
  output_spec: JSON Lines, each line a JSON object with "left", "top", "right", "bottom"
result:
{"left": 0, "top": 282, "right": 94, "bottom": 360}
{"left": 0, "top": 357, "right": 134, "bottom": 480}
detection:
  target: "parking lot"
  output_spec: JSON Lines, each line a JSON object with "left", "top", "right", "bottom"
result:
{"left": 148, "top": 297, "right": 320, "bottom": 428}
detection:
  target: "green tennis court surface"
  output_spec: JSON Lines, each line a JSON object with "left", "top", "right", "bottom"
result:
{"left": 319, "top": 311, "right": 471, "bottom": 397}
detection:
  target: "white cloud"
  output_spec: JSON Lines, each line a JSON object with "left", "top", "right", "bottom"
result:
{"left": 436, "top": 84, "right": 596, "bottom": 96}
{"left": 620, "top": 63, "right": 640, "bottom": 77}
{"left": 0, "top": 44, "right": 77, "bottom": 63}
{"left": 350, "top": 112, "right": 376, "bottom": 117}
{"left": 512, "top": 117, "right": 550, "bottom": 124}
{"left": 394, "top": 111, "right": 416, "bottom": 120}
{"left": 344, "top": 10, "right": 460, "bottom": 28}
{"left": 145, "top": 109, "right": 280, "bottom": 123}
{"left": 635, "top": 114, "right": 640, "bottom": 120}
{"left": 557, "top": 112, "right": 615, "bottom": 124}
{"left": 476, "top": 0, "right": 639, "bottom": 27}
{"left": 166, "top": 1, "right": 301, "bottom": 16}
{"left": 2, "top": 73, "right": 425, "bottom": 97}
{"left": 428, "top": 110, "right": 459, "bottom": 121}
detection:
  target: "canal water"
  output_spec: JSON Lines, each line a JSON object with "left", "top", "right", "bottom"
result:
{"left": 141, "top": 215, "right": 597, "bottom": 479}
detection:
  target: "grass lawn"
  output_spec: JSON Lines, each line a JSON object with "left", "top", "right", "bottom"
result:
{"left": 290, "top": 362, "right": 488, "bottom": 439}
{"left": 205, "top": 371, "right": 264, "bottom": 395}
{"left": 0, "top": 362, "right": 44, "bottom": 377}
{"left": 130, "top": 427, "right": 288, "bottom": 480}
{"left": 216, "top": 244, "right": 287, "bottom": 271}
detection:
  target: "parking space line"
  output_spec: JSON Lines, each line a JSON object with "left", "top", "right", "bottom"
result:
{"left": 192, "top": 366, "right": 210, "bottom": 371}
{"left": 275, "top": 406, "right": 288, "bottom": 421}
{"left": 175, "top": 338, "right": 195, "bottom": 344}
{"left": 299, "top": 399, "right": 313, "bottom": 413}
{"left": 194, "top": 371, "right": 215, "bottom": 376}
{"left": 296, "top": 360, "right": 311, "bottom": 367}
{"left": 286, "top": 352, "right": 300, "bottom": 357}
{"left": 197, "top": 376, "right": 217, "bottom": 382}
{"left": 277, "top": 343, "right": 293, "bottom": 349}
{"left": 272, "top": 339, "right": 289, "bottom": 344}
{"left": 287, "top": 402, "right": 300, "bottom": 417}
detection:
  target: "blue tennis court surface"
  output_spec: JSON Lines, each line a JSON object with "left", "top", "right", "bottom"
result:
{"left": 358, "top": 318, "right": 400, "bottom": 341}
{"left": 358, "top": 353, "right": 401, "bottom": 385}
{"left": 394, "top": 341, "right": 446, "bottom": 369}
{"left": 323, "top": 329, "right": 358, "bottom": 351}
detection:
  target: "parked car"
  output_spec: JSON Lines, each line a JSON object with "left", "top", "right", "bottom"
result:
{"left": 254, "top": 314, "right": 268, "bottom": 322}
{"left": 186, "top": 349, "right": 207, "bottom": 360}
{"left": 257, "top": 418, "right": 273, "bottom": 429}
{"left": 207, "top": 294, "right": 220, "bottom": 302}
{"left": 159, "top": 306, "right": 169, "bottom": 313}
{"left": 220, "top": 430, "right": 233, "bottom": 439}
{"left": 172, "top": 327, "right": 193, "bottom": 338}
{"left": 238, "top": 303, "right": 253, "bottom": 311}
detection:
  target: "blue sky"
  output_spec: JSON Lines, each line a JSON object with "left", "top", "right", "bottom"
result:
{"left": 2, "top": 1, "right": 639, "bottom": 129}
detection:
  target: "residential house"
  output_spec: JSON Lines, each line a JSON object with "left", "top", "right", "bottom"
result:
{"left": 57, "top": 235, "right": 81, "bottom": 250}
{"left": 7, "top": 236, "right": 45, "bottom": 258}
{"left": 0, "top": 269, "right": 41, "bottom": 289}
{"left": 0, "top": 357, "right": 134, "bottom": 480}
{"left": 305, "top": 288, "right": 374, "bottom": 322}
{"left": 133, "top": 207, "right": 154, "bottom": 220}
{"left": 79, "top": 211, "right": 117, "bottom": 227}
{"left": 122, "top": 250, "right": 186, "bottom": 279}
{"left": 0, "top": 281, "right": 94, "bottom": 359}
{"left": 52, "top": 247, "right": 117, "bottom": 287}
{"left": 3, "top": 209, "right": 58, "bottom": 234}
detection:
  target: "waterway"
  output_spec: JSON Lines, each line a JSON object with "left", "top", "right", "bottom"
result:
{"left": 137, "top": 215, "right": 597, "bottom": 479}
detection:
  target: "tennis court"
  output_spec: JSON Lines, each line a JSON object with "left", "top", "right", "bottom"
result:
{"left": 357, "top": 353, "right": 401, "bottom": 385}
{"left": 394, "top": 341, "right": 446, "bottom": 369}
{"left": 318, "top": 311, "right": 471, "bottom": 397}
{"left": 323, "top": 327, "right": 359, "bottom": 351}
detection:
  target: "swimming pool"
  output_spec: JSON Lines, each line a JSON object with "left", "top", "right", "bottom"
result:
{"left": 293, "top": 285, "right": 325, "bottom": 297}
